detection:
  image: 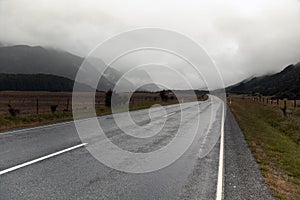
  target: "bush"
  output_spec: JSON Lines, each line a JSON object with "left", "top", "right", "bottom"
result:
{"left": 160, "top": 90, "right": 169, "bottom": 101}
{"left": 105, "top": 89, "right": 127, "bottom": 107}
{"left": 105, "top": 89, "right": 113, "bottom": 107}
{"left": 50, "top": 105, "right": 58, "bottom": 113}
{"left": 8, "top": 104, "right": 20, "bottom": 117}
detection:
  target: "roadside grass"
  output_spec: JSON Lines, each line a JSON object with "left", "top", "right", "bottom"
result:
{"left": 0, "top": 112, "right": 73, "bottom": 132}
{"left": 0, "top": 99, "right": 181, "bottom": 132}
{"left": 229, "top": 97, "right": 300, "bottom": 199}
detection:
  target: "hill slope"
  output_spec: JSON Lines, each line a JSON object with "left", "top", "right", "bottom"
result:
{"left": 0, "top": 45, "right": 118, "bottom": 91}
{"left": 0, "top": 45, "right": 82, "bottom": 79}
{"left": 0, "top": 45, "right": 160, "bottom": 92}
{"left": 0, "top": 74, "right": 93, "bottom": 92}
{"left": 228, "top": 62, "right": 300, "bottom": 99}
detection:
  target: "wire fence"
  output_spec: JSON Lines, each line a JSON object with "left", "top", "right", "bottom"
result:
{"left": 0, "top": 91, "right": 207, "bottom": 117}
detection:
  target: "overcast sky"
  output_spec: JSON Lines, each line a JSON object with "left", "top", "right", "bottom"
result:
{"left": 1, "top": 0, "right": 300, "bottom": 87}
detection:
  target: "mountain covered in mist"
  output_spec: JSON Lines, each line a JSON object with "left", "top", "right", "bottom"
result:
{"left": 0, "top": 45, "right": 160, "bottom": 92}
{"left": 0, "top": 45, "right": 82, "bottom": 78}
{"left": 227, "top": 62, "right": 300, "bottom": 99}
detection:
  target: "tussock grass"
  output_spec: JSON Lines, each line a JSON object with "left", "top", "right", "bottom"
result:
{"left": 0, "top": 90, "right": 208, "bottom": 132}
{"left": 229, "top": 97, "right": 300, "bottom": 199}
{"left": 0, "top": 112, "right": 73, "bottom": 131}
{"left": 0, "top": 100, "right": 181, "bottom": 132}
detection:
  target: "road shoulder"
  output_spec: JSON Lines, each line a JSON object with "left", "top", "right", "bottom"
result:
{"left": 224, "top": 108, "right": 274, "bottom": 200}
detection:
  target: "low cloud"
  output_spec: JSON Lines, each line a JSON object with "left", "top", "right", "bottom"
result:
{"left": 1, "top": 0, "right": 300, "bottom": 87}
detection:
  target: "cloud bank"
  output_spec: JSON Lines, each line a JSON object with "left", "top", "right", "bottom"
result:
{"left": 1, "top": 0, "right": 300, "bottom": 86}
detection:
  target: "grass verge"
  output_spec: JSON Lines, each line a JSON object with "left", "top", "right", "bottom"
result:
{"left": 0, "top": 100, "right": 181, "bottom": 132}
{"left": 229, "top": 97, "right": 300, "bottom": 199}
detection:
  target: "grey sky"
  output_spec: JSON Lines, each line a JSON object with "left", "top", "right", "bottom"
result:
{"left": 1, "top": 0, "right": 300, "bottom": 87}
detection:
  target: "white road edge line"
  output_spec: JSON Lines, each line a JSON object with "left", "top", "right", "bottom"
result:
{"left": 0, "top": 117, "right": 93, "bottom": 136}
{"left": 0, "top": 143, "right": 88, "bottom": 176}
{"left": 0, "top": 120, "right": 73, "bottom": 136}
{"left": 216, "top": 102, "right": 225, "bottom": 200}
{"left": 164, "top": 112, "right": 176, "bottom": 117}
{"left": 0, "top": 103, "right": 186, "bottom": 136}
{"left": 1, "top": 101, "right": 206, "bottom": 136}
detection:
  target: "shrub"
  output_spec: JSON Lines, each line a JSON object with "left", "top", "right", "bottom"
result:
{"left": 50, "top": 105, "right": 58, "bottom": 113}
{"left": 8, "top": 104, "right": 20, "bottom": 117}
{"left": 159, "top": 90, "right": 169, "bottom": 101}
{"left": 105, "top": 89, "right": 113, "bottom": 107}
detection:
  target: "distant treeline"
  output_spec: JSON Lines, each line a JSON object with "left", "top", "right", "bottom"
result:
{"left": 133, "top": 89, "right": 208, "bottom": 94}
{"left": 0, "top": 73, "right": 92, "bottom": 92}
{"left": 0, "top": 73, "right": 210, "bottom": 95}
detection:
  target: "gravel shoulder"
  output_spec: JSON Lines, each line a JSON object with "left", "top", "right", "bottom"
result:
{"left": 224, "top": 108, "right": 274, "bottom": 200}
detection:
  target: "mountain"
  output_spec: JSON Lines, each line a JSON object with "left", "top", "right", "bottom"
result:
{"left": 227, "top": 62, "right": 300, "bottom": 99}
{"left": 0, "top": 73, "right": 94, "bottom": 92}
{"left": 0, "top": 45, "right": 116, "bottom": 91}
{"left": 0, "top": 45, "right": 82, "bottom": 79}
{"left": 0, "top": 45, "right": 123, "bottom": 91}
{"left": 0, "top": 45, "right": 160, "bottom": 92}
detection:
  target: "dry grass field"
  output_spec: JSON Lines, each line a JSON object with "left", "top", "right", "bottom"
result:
{"left": 0, "top": 91, "right": 104, "bottom": 116}
{"left": 228, "top": 95, "right": 300, "bottom": 199}
{"left": 0, "top": 91, "right": 206, "bottom": 132}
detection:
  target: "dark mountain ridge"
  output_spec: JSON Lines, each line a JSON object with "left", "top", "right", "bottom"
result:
{"left": 227, "top": 62, "right": 300, "bottom": 99}
{"left": 0, "top": 45, "right": 160, "bottom": 92}
{"left": 0, "top": 45, "right": 82, "bottom": 79}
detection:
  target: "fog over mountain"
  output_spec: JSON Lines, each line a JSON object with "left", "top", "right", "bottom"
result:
{"left": 227, "top": 62, "right": 300, "bottom": 99}
{"left": 0, "top": 0, "right": 300, "bottom": 87}
{"left": 0, "top": 45, "right": 160, "bottom": 92}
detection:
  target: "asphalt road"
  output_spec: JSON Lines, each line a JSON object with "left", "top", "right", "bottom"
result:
{"left": 0, "top": 96, "right": 273, "bottom": 200}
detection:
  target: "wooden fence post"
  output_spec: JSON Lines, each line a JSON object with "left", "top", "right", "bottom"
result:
{"left": 66, "top": 98, "right": 69, "bottom": 111}
{"left": 36, "top": 98, "right": 39, "bottom": 114}
{"left": 282, "top": 99, "right": 287, "bottom": 117}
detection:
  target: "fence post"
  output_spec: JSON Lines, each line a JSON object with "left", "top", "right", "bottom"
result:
{"left": 66, "top": 98, "right": 69, "bottom": 111}
{"left": 282, "top": 99, "right": 287, "bottom": 117}
{"left": 277, "top": 99, "right": 279, "bottom": 105}
{"left": 36, "top": 98, "right": 39, "bottom": 114}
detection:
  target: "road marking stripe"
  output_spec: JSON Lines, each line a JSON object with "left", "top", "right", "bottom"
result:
{"left": 164, "top": 112, "right": 176, "bottom": 117}
{"left": 216, "top": 102, "right": 225, "bottom": 200}
{"left": 0, "top": 116, "right": 100, "bottom": 136}
{"left": 0, "top": 143, "right": 88, "bottom": 176}
{"left": 0, "top": 121, "right": 74, "bottom": 136}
